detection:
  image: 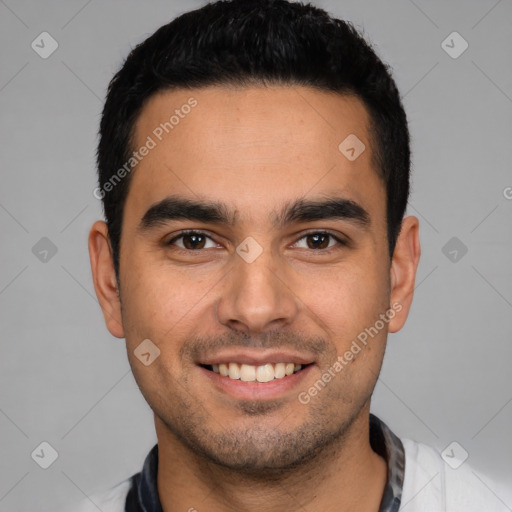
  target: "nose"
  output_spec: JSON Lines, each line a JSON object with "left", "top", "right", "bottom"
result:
{"left": 215, "top": 244, "right": 300, "bottom": 334}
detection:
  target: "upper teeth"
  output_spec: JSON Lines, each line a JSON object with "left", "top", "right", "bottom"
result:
{"left": 212, "top": 363, "right": 303, "bottom": 382}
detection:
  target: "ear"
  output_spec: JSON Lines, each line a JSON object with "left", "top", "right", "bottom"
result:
{"left": 388, "top": 216, "right": 421, "bottom": 333}
{"left": 88, "top": 220, "right": 125, "bottom": 338}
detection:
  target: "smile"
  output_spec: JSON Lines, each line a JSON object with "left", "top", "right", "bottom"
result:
{"left": 202, "top": 362, "right": 305, "bottom": 382}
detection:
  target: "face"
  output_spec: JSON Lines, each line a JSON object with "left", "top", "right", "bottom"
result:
{"left": 90, "top": 85, "right": 419, "bottom": 472}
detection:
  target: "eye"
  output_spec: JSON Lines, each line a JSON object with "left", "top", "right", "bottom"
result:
{"left": 166, "top": 230, "right": 347, "bottom": 252}
{"left": 293, "top": 231, "right": 346, "bottom": 251}
{"left": 167, "top": 230, "right": 218, "bottom": 250}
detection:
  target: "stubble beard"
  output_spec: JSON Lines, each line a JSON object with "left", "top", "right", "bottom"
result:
{"left": 151, "top": 375, "right": 367, "bottom": 481}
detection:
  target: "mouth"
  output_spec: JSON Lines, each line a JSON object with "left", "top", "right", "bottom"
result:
{"left": 196, "top": 350, "right": 316, "bottom": 400}
{"left": 200, "top": 362, "right": 311, "bottom": 383}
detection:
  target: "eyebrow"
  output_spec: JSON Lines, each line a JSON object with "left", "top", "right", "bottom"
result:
{"left": 138, "top": 194, "right": 370, "bottom": 232}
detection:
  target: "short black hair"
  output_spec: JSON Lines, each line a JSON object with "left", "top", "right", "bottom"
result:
{"left": 97, "top": 0, "right": 410, "bottom": 281}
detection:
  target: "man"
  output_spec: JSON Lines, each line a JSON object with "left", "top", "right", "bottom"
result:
{"left": 80, "top": 0, "right": 507, "bottom": 510}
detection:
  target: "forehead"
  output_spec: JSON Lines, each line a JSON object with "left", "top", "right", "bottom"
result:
{"left": 126, "top": 85, "right": 384, "bottom": 228}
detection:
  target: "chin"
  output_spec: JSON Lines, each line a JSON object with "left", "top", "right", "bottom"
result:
{"left": 171, "top": 417, "right": 349, "bottom": 476}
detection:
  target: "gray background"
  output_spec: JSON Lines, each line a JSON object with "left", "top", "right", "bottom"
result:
{"left": 1, "top": 0, "right": 511, "bottom": 510}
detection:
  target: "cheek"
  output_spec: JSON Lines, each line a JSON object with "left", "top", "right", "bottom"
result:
{"left": 305, "top": 263, "right": 389, "bottom": 396}
{"left": 119, "top": 252, "right": 218, "bottom": 349}
{"left": 297, "top": 257, "right": 389, "bottom": 338}
{"left": 122, "top": 255, "right": 200, "bottom": 342}
{"left": 120, "top": 267, "right": 206, "bottom": 395}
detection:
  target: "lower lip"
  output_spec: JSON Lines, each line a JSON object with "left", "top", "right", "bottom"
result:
{"left": 199, "top": 364, "right": 314, "bottom": 401}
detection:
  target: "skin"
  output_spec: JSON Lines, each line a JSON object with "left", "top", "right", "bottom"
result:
{"left": 89, "top": 85, "right": 420, "bottom": 512}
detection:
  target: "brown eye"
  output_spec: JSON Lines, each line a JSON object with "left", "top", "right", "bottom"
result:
{"left": 167, "top": 231, "right": 216, "bottom": 250}
{"left": 306, "top": 233, "right": 330, "bottom": 249}
{"left": 294, "top": 231, "right": 345, "bottom": 251}
{"left": 182, "top": 233, "right": 206, "bottom": 249}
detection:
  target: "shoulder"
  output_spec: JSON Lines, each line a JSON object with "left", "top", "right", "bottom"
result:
{"left": 400, "top": 438, "right": 510, "bottom": 512}
{"left": 68, "top": 477, "right": 132, "bottom": 512}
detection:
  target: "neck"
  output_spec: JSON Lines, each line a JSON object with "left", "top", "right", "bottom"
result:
{"left": 155, "top": 408, "right": 388, "bottom": 512}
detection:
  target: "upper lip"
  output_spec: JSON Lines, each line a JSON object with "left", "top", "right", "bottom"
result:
{"left": 197, "top": 349, "right": 315, "bottom": 366}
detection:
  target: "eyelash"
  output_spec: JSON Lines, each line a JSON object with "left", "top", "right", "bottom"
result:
{"left": 166, "top": 229, "right": 348, "bottom": 253}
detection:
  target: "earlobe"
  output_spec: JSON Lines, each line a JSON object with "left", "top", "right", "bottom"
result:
{"left": 88, "top": 221, "right": 125, "bottom": 338}
{"left": 388, "top": 216, "right": 421, "bottom": 333}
